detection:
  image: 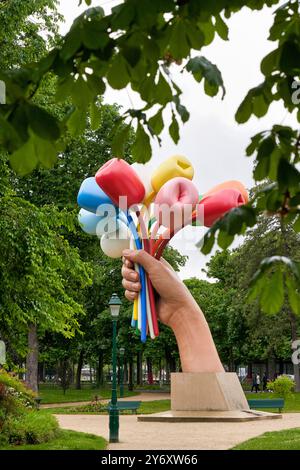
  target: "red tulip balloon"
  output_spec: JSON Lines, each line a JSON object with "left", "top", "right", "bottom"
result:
{"left": 95, "top": 158, "right": 145, "bottom": 210}
{"left": 198, "top": 188, "right": 246, "bottom": 227}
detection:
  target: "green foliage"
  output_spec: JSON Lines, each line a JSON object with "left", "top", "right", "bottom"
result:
{"left": 248, "top": 256, "right": 300, "bottom": 315}
{"left": 0, "top": 369, "right": 36, "bottom": 407}
{"left": 44, "top": 399, "right": 171, "bottom": 415}
{"left": 0, "top": 369, "right": 58, "bottom": 446}
{"left": 200, "top": 205, "right": 257, "bottom": 254}
{"left": 186, "top": 56, "right": 225, "bottom": 98}
{"left": 1, "top": 0, "right": 255, "bottom": 167}
{"left": 38, "top": 384, "right": 136, "bottom": 404}
{"left": 267, "top": 375, "right": 296, "bottom": 399}
{"left": 0, "top": 0, "right": 61, "bottom": 70}
{"left": 205, "top": 209, "right": 300, "bottom": 367}
{"left": 4, "top": 412, "right": 59, "bottom": 445}
{"left": 13, "top": 102, "right": 133, "bottom": 208}
{"left": 0, "top": 197, "right": 92, "bottom": 356}
{"left": 233, "top": 427, "right": 300, "bottom": 450}
{"left": 1, "top": 1, "right": 299, "bottom": 319}
{"left": 0, "top": 428, "right": 107, "bottom": 450}
{"left": 0, "top": 369, "right": 36, "bottom": 434}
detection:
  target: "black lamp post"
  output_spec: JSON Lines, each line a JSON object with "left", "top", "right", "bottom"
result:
{"left": 119, "top": 347, "right": 125, "bottom": 398}
{"left": 108, "top": 293, "right": 122, "bottom": 443}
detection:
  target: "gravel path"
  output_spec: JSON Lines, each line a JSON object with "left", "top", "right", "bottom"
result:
{"left": 55, "top": 412, "right": 300, "bottom": 450}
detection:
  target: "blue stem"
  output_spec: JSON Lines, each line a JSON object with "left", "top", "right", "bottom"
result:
{"left": 126, "top": 212, "right": 147, "bottom": 343}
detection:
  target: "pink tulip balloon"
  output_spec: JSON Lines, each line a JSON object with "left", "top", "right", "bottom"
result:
{"left": 154, "top": 177, "right": 199, "bottom": 230}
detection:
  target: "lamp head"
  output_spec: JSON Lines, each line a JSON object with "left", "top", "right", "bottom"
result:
{"left": 109, "top": 293, "right": 122, "bottom": 318}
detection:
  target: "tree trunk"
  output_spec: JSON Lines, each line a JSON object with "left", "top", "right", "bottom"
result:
{"left": 128, "top": 359, "right": 134, "bottom": 391}
{"left": 136, "top": 351, "right": 143, "bottom": 386}
{"left": 96, "top": 351, "right": 104, "bottom": 387}
{"left": 165, "top": 350, "right": 176, "bottom": 382}
{"left": 25, "top": 324, "right": 39, "bottom": 393}
{"left": 38, "top": 362, "right": 45, "bottom": 383}
{"left": 169, "top": 356, "right": 176, "bottom": 373}
{"left": 226, "top": 348, "right": 235, "bottom": 372}
{"left": 165, "top": 358, "right": 170, "bottom": 383}
{"left": 289, "top": 311, "right": 300, "bottom": 392}
{"left": 279, "top": 358, "right": 284, "bottom": 375}
{"left": 267, "top": 355, "right": 276, "bottom": 381}
{"left": 75, "top": 349, "right": 84, "bottom": 390}
{"left": 124, "top": 360, "right": 128, "bottom": 384}
{"left": 146, "top": 357, "right": 153, "bottom": 384}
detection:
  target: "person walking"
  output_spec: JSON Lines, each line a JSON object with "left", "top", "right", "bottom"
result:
{"left": 251, "top": 374, "right": 257, "bottom": 392}
{"left": 256, "top": 373, "right": 261, "bottom": 392}
{"left": 263, "top": 373, "right": 268, "bottom": 392}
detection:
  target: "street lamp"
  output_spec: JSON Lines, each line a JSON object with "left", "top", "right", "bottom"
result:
{"left": 119, "top": 347, "right": 125, "bottom": 398}
{"left": 108, "top": 293, "right": 122, "bottom": 443}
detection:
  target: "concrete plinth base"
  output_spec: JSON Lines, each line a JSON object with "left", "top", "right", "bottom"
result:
{"left": 171, "top": 372, "right": 249, "bottom": 411}
{"left": 138, "top": 409, "right": 282, "bottom": 423}
{"left": 137, "top": 372, "right": 282, "bottom": 423}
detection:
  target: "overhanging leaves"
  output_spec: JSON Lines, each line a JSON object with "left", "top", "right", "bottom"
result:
{"left": 186, "top": 56, "right": 225, "bottom": 98}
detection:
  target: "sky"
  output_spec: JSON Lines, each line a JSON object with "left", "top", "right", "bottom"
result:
{"left": 58, "top": 0, "right": 295, "bottom": 279}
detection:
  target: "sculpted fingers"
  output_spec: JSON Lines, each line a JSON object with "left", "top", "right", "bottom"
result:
{"left": 121, "top": 264, "right": 139, "bottom": 282}
{"left": 122, "top": 278, "right": 141, "bottom": 292}
{"left": 125, "top": 290, "right": 138, "bottom": 301}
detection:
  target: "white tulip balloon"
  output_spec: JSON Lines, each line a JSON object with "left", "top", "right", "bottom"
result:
{"left": 100, "top": 220, "right": 131, "bottom": 258}
{"left": 131, "top": 162, "right": 154, "bottom": 203}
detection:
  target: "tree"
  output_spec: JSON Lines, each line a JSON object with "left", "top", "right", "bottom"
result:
{"left": 206, "top": 202, "right": 300, "bottom": 389}
{"left": 1, "top": 0, "right": 299, "bottom": 319}
{"left": 0, "top": 199, "right": 92, "bottom": 391}
{"left": 0, "top": 0, "right": 61, "bottom": 70}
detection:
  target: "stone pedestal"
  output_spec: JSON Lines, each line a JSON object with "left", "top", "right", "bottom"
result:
{"left": 138, "top": 372, "right": 281, "bottom": 422}
{"left": 171, "top": 372, "right": 249, "bottom": 411}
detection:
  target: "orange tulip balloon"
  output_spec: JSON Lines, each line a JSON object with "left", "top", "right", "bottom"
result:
{"left": 203, "top": 180, "right": 248, "bottom": 204}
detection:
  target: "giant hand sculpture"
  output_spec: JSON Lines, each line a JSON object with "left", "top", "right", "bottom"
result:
{"left": 77, "top": 154, "right": 248, "bottom": 348}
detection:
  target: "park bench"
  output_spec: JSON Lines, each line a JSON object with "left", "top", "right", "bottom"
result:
{"left": 247, "top": 398, "right": 284, "bottom": 413}
{"left": 106, "top": 401, "right": 141, "bottom": 414}
{"left": 34, "top": 397, "right": 42, "bottom": 410}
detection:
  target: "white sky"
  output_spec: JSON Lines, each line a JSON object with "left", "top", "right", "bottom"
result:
{"left": 58, "top": 0, "right": 296, "bottom": 279}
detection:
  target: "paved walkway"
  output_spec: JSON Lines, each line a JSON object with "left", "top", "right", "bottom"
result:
{"left": 41, "top": 392, "right": 170, "bottom": 409}
{"left": 56, "top": 412, "right": 300, "bottom": 450}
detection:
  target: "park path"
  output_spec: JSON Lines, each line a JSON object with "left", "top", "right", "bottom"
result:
{"left": 55, "top": 412, "right": 300, "bottom": 450}
{"left": 40, "top": 392, "right": 170, "bottom": 409}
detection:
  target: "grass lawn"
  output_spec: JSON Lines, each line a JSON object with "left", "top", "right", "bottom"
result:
{"left": 233, "top": 428, "right": 300, "bottom": 450}
{"left": 245, "top": 392, "right": 300, "bottom": 412}
{"left": 0, "top": 429, "right": 107, "bottom": 450}
{"left": 43, "top": 399, "right": 171, "bottom": 415}
{"left": 39, "top": 384, "right": 138, "bottom": 404}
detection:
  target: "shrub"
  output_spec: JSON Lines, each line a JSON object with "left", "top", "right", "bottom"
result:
{"left": 0, "top": 369, "right": 36, "bottom": 409}
{"left": 0, "top": 369, "right": 58, "bottom": 447}
{"left": 22, "top": 412, "right": 59, "bottom": 444}
{"left": 267, "top": 375, "right": 295, "bottom": 399}
{"left": 3, "top": 412, "right": 59, "bottom": 445}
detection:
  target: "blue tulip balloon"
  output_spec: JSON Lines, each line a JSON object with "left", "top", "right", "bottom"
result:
{"left": 78, "top": 208, "right": 128, "bottom": 237}
{"left": 77, "top": 177, "right": 114, "bottom": 214}
{"left": 78, "top": 209, "right": 105, "bottom": 235}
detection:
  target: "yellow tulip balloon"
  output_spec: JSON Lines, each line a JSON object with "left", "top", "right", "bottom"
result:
{"left": 144, "top": 155, "right": 194, "bottom": 205}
